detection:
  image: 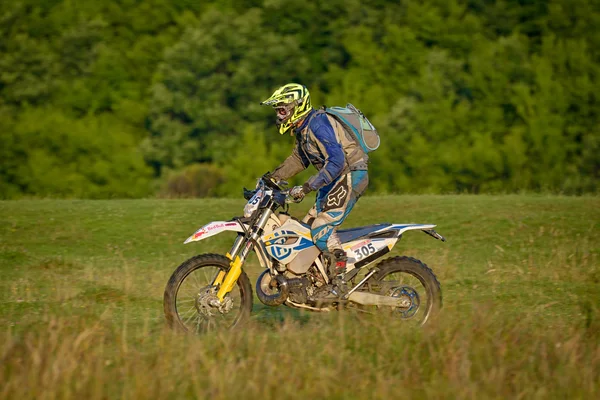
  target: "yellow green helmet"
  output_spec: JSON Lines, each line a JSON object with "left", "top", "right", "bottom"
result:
{"left": 261, "top": 83, "right": 312, "bottom": 134}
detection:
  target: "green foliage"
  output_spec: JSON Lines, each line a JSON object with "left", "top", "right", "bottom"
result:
{"left": 159, "top": 163, "right": 225, "bottom": 198}
{"left": 143, "top": 7, "right": 309, "bottom": 171}
{"left": 214, "top": 125, "right": 274, "bottom": 197}
{"left": 0, "top": 0, "right": 598, "bottom": 198}
{"left": 0, "top": 108, "right": 152, "bottom": 198}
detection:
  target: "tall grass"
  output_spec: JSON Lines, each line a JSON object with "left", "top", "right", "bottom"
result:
{"left": 2, "top": 308, "right": 598, "bottom": 399}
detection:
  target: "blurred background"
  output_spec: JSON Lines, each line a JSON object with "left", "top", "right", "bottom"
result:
{"left": 1, "top": 0, "right": 598, "bottom": 199}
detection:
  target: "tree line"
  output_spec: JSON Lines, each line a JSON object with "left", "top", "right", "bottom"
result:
{"left": 1, "top": 0, "right": 598, "bottom": 198}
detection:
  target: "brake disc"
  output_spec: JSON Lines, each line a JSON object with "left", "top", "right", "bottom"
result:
{"left": 389, "top": 286, "right": 420, "bottom": 318}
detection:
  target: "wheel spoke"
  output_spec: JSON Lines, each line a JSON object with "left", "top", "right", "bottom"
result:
{"left": 192, "top": 271, "right": 203, "bottom": 289}
{"left": 203, "top": 267, "right": 213, "bottom": 283}
{"left": 181, "top": 305, "right": 197, "bottom": 320}
{"left": 196, "top": 314, "right": 205, "bottom": 334}
{"left": 179, "top": 288, "right": 200, "bottom": 297}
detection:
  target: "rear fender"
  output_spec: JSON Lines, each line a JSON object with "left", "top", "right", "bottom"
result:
{"left": 391, "top": 224, "right": 446, "bottom": 241}
{"left": 392, "top": 223, "right": 435, "bottom": 234}
{"left": 344, "top": 223, "right": 445, "bottom": 269}
{"left": 184, "top": 221, "right": 246, "bottom": 244}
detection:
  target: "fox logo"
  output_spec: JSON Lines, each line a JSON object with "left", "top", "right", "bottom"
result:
{"left": 326, "top": 185, "right": 348, "bottom": 208}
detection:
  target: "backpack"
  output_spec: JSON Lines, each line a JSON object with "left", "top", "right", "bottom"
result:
{"left": 322, "top": 104, "right": 380, "bottom": 153}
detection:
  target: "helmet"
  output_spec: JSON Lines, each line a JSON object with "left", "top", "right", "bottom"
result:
{"left": 261, "top": 83, "right": 312, "bottom": 134}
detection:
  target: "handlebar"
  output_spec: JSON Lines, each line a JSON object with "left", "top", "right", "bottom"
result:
{"left": 262, "top": 175, "right": 287, "bottom": 191}
{"left": 243, "top": 177, "right": 300, "bottom": 204}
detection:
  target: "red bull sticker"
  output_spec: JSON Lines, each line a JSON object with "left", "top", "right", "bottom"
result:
{"left": 207, "top": 223, "right": 224, "bottom": 231}
{"left": 193, "top": 222, "right": 237, "bottom": 239}
{"left": 193, "top": 229, "right": 207, "bottom": 239}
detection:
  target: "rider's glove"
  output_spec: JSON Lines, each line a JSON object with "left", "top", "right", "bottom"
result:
{"left": 290, "top": 183, "right": 312, "bottom": 201}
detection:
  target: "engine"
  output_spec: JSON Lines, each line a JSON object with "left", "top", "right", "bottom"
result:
{"left": 286, "top": 276, "right": 311, "bottom": 304}
{"left": 256, "top": 265, "right": 326, "bottom": 307}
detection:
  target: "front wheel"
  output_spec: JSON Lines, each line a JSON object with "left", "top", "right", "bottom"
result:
{"left": 163, "top": 254, "right": 253, "bottom": 334}
{"left": 368, "top": 256, "right": 442, "bottom": 326}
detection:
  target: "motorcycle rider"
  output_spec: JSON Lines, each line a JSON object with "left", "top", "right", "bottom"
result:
{"left": 261, "top": 83, "right": 369, "bottom": 284}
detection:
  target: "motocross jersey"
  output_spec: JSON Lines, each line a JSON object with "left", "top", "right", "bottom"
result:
{"left": 271, "top": 109, "right": 368, "bottom": 190}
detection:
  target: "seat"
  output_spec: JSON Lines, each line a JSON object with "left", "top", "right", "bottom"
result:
{"left": 337, "top": 224, "right": 391, "bottom": 244}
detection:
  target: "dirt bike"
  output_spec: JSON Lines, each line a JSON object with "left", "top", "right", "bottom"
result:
{"left": 163, "top": 177, "right": 445, "bottom": 333}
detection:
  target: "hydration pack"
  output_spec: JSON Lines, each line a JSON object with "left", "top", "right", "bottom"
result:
{"left": 321, "top": 104, "right": 380, "bottom": 153}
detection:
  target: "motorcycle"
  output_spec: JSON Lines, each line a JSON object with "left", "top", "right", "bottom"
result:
{"left": 163, "top": 177, "right": 445, "bottom": 333}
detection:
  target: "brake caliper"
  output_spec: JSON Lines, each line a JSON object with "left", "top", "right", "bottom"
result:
{"left": 197, "top": 286, "right": 234, "bottom": 316}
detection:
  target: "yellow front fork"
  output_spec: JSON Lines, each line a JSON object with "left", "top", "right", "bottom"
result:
{"left": 211, "top": 253, "right": 231, "bottom": 287}
{"left": 213, "top": 270, "right": 226, "bottom": 286}
{"left": 216, "top": 255, "right": 243, "bottom": 301}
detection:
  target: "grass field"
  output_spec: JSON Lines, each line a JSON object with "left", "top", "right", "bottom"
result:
{"left": 1, "top": 195, "right": 599, "bottom": 399}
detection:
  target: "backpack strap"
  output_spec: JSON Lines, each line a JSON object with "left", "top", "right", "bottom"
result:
{"left": 296, "top": 109, "right": 321, "bottom": 165}
{"left": 304, "top": 108, "right": 325, "bottom": 128}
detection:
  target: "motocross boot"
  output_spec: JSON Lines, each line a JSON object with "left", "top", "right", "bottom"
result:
{"left": 324, "top": 249, "right": 348, "bottom": 298}
{"left": 328, "top": 249, "right": 348, "bottom": 279}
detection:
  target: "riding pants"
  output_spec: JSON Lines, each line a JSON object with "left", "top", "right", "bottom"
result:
{"left": 302, "top": 170, "right": 369, "bottom": 251}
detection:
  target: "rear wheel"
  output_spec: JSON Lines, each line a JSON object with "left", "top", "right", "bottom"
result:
{"left": 163, "top": 254, "right": 253, "bottom": 334}
{"left": 368, "top": 256, "right": 442, "bottom": 326}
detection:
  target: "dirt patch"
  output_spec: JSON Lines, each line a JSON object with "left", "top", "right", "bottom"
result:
{"left": 30, "top": 257, "right": 84, "bottom": 274}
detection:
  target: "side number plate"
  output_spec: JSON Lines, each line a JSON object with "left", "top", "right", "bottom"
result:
{"left": 353, "top": 242, "right": 376, "bottom": 260}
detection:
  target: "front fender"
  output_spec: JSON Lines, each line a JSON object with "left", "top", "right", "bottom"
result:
{"left": 184, "top": 221, "right": 246, "bottom": 244}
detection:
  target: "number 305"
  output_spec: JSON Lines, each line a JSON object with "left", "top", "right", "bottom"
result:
{"left": 354, "top": 243, "right": 376, "bottom": 260}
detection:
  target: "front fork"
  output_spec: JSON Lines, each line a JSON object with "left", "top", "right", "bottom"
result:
{"left": 214, "top": 210, "right": 272, "bottom": 301}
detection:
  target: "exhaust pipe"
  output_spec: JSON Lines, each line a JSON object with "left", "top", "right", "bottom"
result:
{"left": 256, "top": 270, "right": 289, "bottom": 306}
{"left": 347, "top": 291, "right": 411, "bottom": 307}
